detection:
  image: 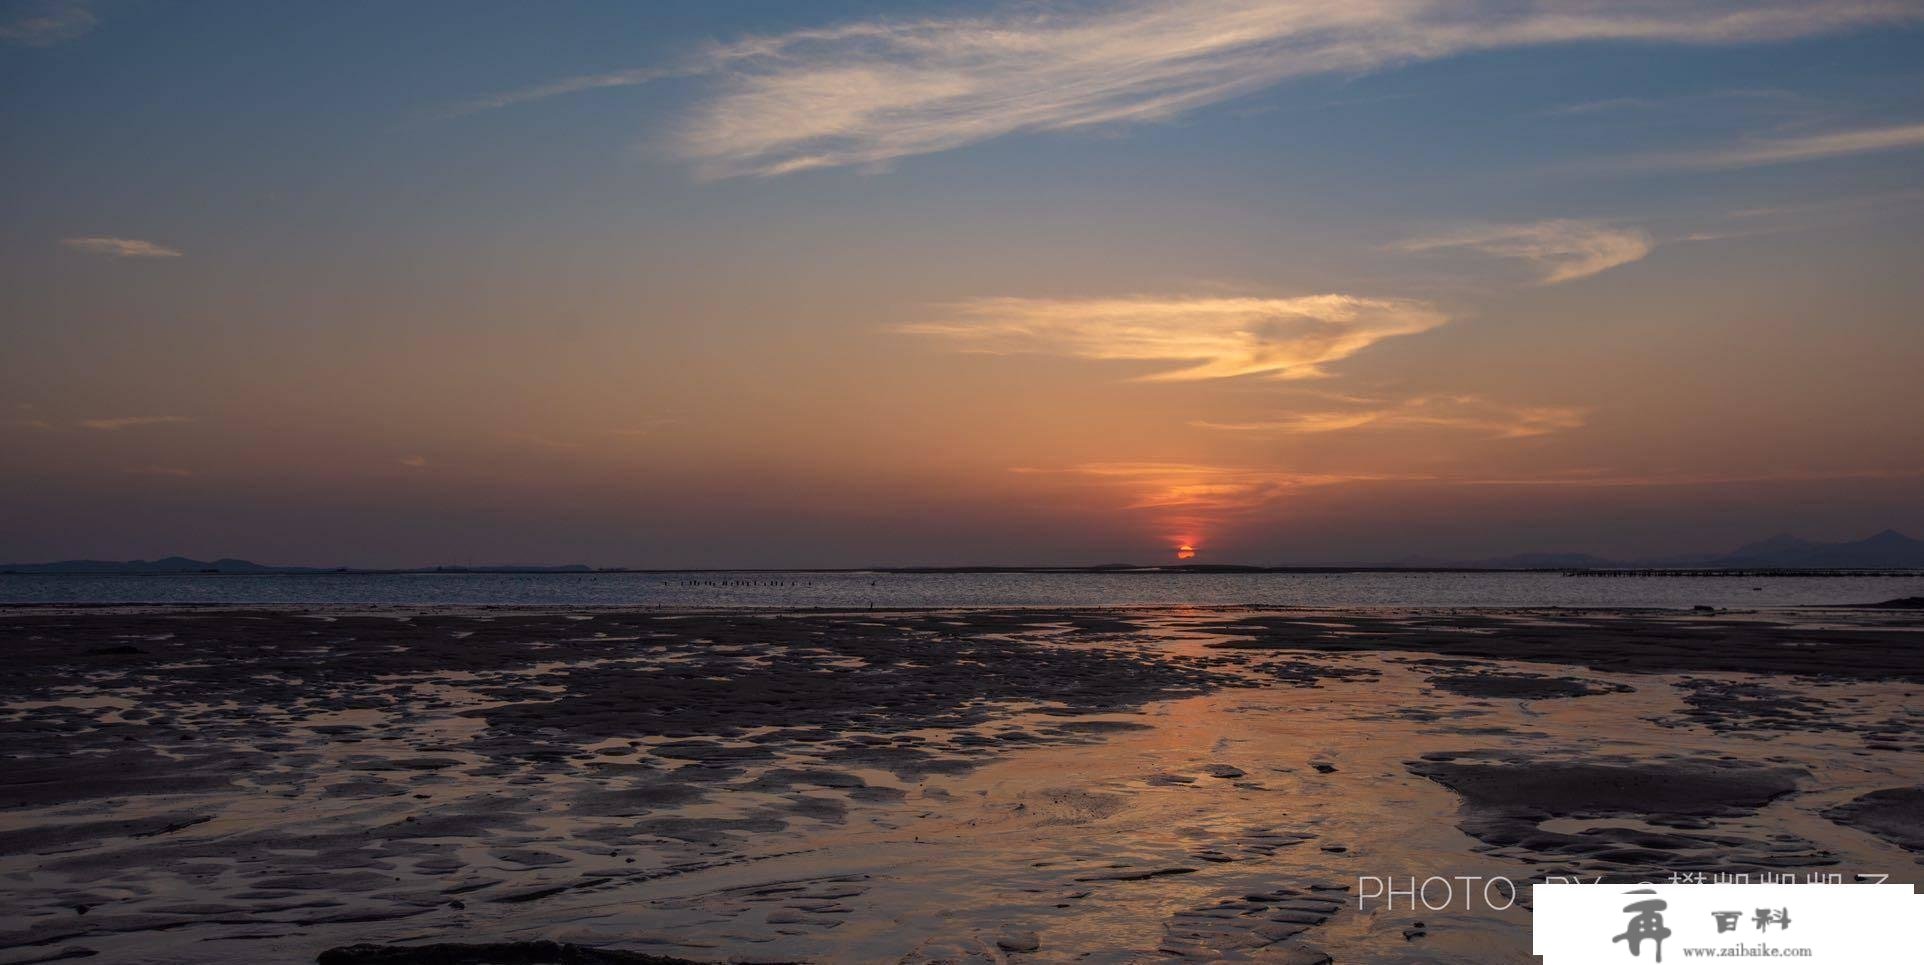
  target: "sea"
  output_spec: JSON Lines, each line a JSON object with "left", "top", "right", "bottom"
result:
{"left": 2, "top": 571, "right": 1920, "bottom": 609}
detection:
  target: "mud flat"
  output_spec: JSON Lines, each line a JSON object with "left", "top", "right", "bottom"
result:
{"left": 2, "top": 606, "right": 1921, "bottom": 963}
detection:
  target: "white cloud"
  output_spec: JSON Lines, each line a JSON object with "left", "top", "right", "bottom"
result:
{"left": 60, "top": 237, "right": 184, "bottom": 259}
{"left": 899, "top": 293, "right": 1446, "bottom": 381}
{"left": 1197, "top": 394, "right": 1587, "bottom": 438}
{"left": 77, "top": 415, "right": 192, "bottom": 431}
{"left": 1398, "top": 220, "right": 1653, "bottom": 284}
{"left": 0, "top": 0, "right": 95, "bottom": 47}
{"left": 1648, "top": 121, "right": 1924, "bottom": 169}
{"left": 473, "top": 1, "right": 1918, "bottom": 177}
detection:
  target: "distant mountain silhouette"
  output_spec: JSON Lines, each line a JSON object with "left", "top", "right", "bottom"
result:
{"left": 1698, "top": 529, "right": 1924, "bottom": 568}
{"left": 1720, "top": 533, "right": 1822, "bottom": 561}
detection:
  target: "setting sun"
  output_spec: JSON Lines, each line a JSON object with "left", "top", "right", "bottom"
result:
{"left": 1176, "top": 543, "right": 1197, "bottom": 560}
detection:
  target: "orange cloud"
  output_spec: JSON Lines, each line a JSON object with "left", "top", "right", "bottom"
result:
{"left": 1196, "top": 394, "right": 1587, "bottom": 438}
{"left": 1015, "top": 461, "right": 1414, "bottom": 547}
{"left": 901, "top": 294, "right": 1446, "bottom": 381}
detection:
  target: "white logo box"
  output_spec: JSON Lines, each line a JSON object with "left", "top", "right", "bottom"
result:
{"left": 1533, "top": 883, "right": 1922, "bottom": 963}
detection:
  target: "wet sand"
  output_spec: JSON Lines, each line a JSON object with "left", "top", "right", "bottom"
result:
{"left": 2, "top": 606, "right": 1922, "bottom": 963}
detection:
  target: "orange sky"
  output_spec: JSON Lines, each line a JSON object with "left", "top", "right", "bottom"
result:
{"left": 3, "top": 2, "right": 1923, "bottom": 566}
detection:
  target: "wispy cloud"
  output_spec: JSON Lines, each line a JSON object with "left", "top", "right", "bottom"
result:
{"left": 77, "top": 415, "right": 192, "bottom": 431}
{"left": 899, "top": 294, "right": 1445, "bottom": 381}
{"left": 0, "top": 0, "right": 95, "bottom": 47}
{"left": 124, "top": 466, "right": 194, "bottom": 478}
{"left": 1728, "top": 187, "right": 1924, "bottom": 220}
{"left": 503, "top": 433, "right": 584, "bottom": 451}
{"left": 60, "top": 237, "right": 183, "bottom": 259}
{"left": 450, "top": 67, "right": 680, "bottom": 116}
{"left": 1013, "top": 459, "right": 1924, "bottom": 546}
{"left": 1398, "top": 220, "right": 1652, "bottom": 284}
{"left": 1536, "top": 87, "right": 1807, "bottom": 118}
{"left": 607, "top": 418, "right": 682, "bottom": 437}
{"left": 472, "top": 1, "right": 1918, "bottom": 177}
{"left": 1047, "top": 463, "right": 1400, "bottom": 510}
{"left": 1644, "top": 121, "right": 1924, "bottom": 170}
{"left": 399, "top": 455, "right": 429, "bottom": 469}
{"left": 1016, "top": 461, "right": 1408, "bottom": 544}
{"left": 1197, "top": 394, "right": 1587, "bottom": 438}
{"left": 1028, "top": 461, "right": 1920, "bottom": 504}
{"left": 1448, "top": 467, "right": 1924, "bottom": 488}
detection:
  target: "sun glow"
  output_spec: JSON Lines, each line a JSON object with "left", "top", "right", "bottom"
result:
{"left": 1175, "top": 543, "right": 1197, "bottom": 561}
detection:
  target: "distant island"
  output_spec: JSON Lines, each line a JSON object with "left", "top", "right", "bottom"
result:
{"left": 5, "top": 530, "right": 1922, "bottom": 574}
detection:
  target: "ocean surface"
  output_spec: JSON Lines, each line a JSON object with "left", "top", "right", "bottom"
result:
{"left": 2, "top": 570, "right": 1920, "bottom": 609}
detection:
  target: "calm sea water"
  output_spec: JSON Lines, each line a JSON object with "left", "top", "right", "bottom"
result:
{"left": 2, "top": 571, "right": 1919, "bottom": 609}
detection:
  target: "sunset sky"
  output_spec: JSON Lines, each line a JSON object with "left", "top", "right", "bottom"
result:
{"left": 4, "top": 1, "right": 1923, "bottom": 567}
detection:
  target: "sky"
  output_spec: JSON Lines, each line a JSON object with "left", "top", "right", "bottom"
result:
{"left": 3, "top": 0, "right": 1923, "bottom": 568}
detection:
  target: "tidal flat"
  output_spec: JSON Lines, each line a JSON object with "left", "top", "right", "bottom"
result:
{"left": 2, "top": 606, "right": 1921, "bottom": 963}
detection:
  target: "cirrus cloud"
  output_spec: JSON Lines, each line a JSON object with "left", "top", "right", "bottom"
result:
{"left": 1196, "top": 394, "right": 1588, "bottom": 438}
{"left": 0, "top": 0, "right": 95, "bottom": 47}
{"left": 1641, "top": 121, "right": 1924, "bottom": 170}
{"left": 60, "top": 237, "right": 184, "bottom": 259}
{"left": 1397, "top": 220, "right": 1653, "bottom": 284}
{"left": 471, "top": 1, "right": 1920, "bottom": 177}
{"left": 898, "top": 294, "right": 1447, "bottom": 381}
{"left": 77, "top": 415, "right": 193, "bottom": 431}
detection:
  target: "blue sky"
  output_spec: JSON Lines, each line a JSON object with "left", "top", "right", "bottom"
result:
{"left": 4, "top": 1, "right": 1923, "bottom": 566}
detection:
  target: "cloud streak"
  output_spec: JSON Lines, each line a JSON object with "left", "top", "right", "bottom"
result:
{"left": 1010, "top": 460, "right": 1924, "bottom": 552}
{"left": 475, "top": 1, "right": 1920, "bottom": 177}
{"left": 1448, "top": 467, "right": 1924, "bottom": 488}
{"left": 450, "top": 67, "right": 681, "bottom": 116}
{"left": 1197, "top": 394, "right": 1587, "bottom": 438}
{"left": 900, "top": 294, "right": 1446, "bottom": 381}
{"left": 60, "top": 237, "right": 183, "bottom": 259}
{"left": 77, "top": 415, "right": 192, "bottom": 431}
{"left": 1398, "top": 220, "right": 1653, "bottom": 284}
{"left": 1017, "top": 461, "right": 1407, "bottom": 544}
{"left": 0, "top": 0, "right": 95, "bottom": 47}
{"left": 1647, "top": 121, "right": 1924, "bottom": 170}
